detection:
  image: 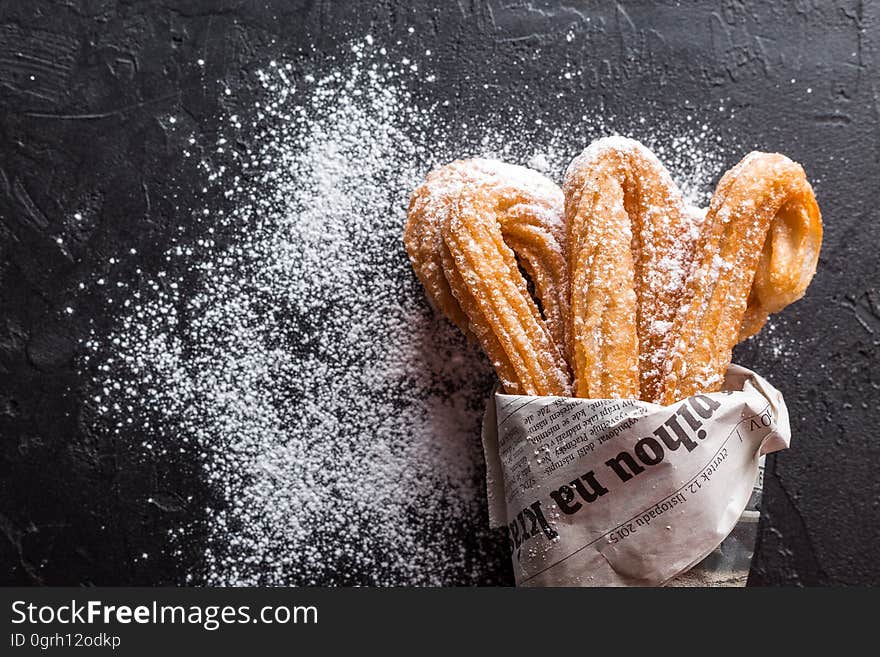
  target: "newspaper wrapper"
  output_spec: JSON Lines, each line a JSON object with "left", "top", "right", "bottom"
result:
{"left": 481, "top": 365, "right": 789, "bottom": 587}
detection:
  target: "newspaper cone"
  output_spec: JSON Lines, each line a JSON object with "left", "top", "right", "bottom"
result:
{"left": 481, "top": 365, "right": 789, "bottom": 586}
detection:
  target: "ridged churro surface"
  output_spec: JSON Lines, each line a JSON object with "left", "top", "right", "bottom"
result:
{"left": 657, "top": 152, "right": 822, "bottom": 404}
{"left": 405, "top": 159, "right": 571, "bottom": 395}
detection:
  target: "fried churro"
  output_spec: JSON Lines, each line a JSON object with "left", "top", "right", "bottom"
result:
{"left": 563, "top": 137, "right": 698, "bottom": 400}
{"left": 442, "top": 187, "right": 571, "bottom": 396}
{"left": 657, "top": 152, "right": 822, "bottom": 404}
{"left": 405, "top": 159, "right": 571, "bottom": 395}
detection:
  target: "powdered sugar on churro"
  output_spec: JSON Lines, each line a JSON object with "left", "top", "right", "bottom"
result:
{"left": 565, "top": 136, "right": 721, "bottom": 400}
{"left": 83, "top": 38, "right": 732, "bottom": 585}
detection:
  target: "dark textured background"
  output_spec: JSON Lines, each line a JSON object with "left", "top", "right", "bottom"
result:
{"left": 1, "top": 1, "right": 877, "bottom": 586}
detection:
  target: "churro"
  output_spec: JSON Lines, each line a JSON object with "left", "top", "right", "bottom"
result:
{"left": 405, "top": 159, "right": 571, "bottom": 395}
{"left": 563, "top": 137, "right": 698, "bottom": 400}
{"left": 657, "top": 152, "right": 822, "bottom": 404}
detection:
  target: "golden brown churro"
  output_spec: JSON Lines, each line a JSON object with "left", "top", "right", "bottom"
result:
{"left": 404, "top": 159, "right": 571, "bottom": 395}
{"left": 442, "top": 188, "right": 571, "bottom": 396}
{"left": 657, "top": 152, "right": 822, "bottom": 404}
{"left": 562, "top": 137, "right": 697, "bottom": 400}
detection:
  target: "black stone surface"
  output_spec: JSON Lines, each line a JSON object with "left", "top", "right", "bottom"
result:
{"left": 0, "top": 1, "right": 877, "bottom": 586}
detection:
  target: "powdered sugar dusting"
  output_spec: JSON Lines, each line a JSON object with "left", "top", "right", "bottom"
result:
{"left": 83, "top": 38, "right": 734, "bottom": 584}
{"left": 563, "top": 136, "right": 726, "bottom": 400}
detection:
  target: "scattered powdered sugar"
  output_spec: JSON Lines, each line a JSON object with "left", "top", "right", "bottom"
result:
{"left": 83, "top": 38, "right": 734, "bottom": 585}
{"left": 527, "top": 152, "right": 553, "bottom": 173}
{"left": 749, "top": 318, "right": 796, "bottom": 360}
